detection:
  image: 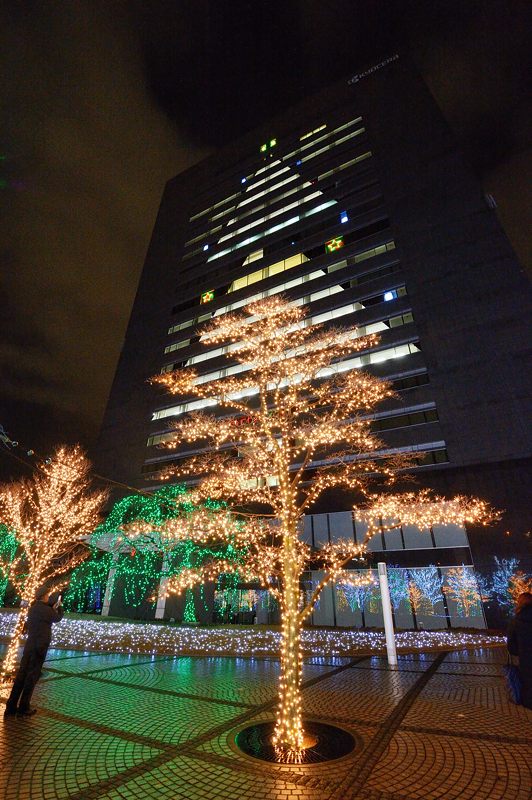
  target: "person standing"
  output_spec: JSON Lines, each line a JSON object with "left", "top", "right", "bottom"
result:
{"left": 3, "top": 589, "right": 64, "bottom": 718}
{"left": 507, "top": 591, "right": 532, "bottom": 710}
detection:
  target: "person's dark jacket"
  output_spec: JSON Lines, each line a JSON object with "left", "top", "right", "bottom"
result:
{"left": 507, "top": 603, "right": 532, "bottom": 709}
{"left": 25, "top": 600, "right": 64, "bottom": 649}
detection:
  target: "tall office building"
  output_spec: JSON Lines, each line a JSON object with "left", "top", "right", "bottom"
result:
{"left": 96, "top": 56, "right": 531, "bottom": 625}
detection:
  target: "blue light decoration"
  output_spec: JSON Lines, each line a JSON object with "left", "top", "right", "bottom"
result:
{"left": 384, "top": 290, "right": 396, "bottom": 302}
{"left": 340, "top": 211, "right": 349, "bottom": 224}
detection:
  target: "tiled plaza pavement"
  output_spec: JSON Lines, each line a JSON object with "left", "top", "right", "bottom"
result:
{"left": 1, "top": 645, "right": 531, "bottom": 799}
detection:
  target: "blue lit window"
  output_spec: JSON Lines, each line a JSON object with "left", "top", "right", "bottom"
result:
{"left": 241, "top": 177, "right": 247, "bottom": 184}
{"left": 340, "top": 211, "right": 348, "bottom": 223}
{"left": 384, "top": 290, "right": 397, "bottom": 302}
{"left": 296, "top": 159, "right": 302, "bottom": 166}
{"left": 203, "top": 244, "right": 209, "bottom": 252}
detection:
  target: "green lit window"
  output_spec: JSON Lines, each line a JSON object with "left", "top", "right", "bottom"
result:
{"left": 260, "top": 138, "right": 277, "bottom": 154}
{"left": 201, "top": 289, "right": 215, "bottom": 304}
{"left": 325, "top": 237, "right": 345, "bottom": 254}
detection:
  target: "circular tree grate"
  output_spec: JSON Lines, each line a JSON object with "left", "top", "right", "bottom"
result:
{"left": 234, "top": 720, "right": 357, "bottom": 764}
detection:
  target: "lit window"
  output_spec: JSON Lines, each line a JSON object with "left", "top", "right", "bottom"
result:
{"left": 203, "top": 244, "right": 209, "bottom": 251}
{"left": 325, "top": 236, "right": 345, "bottom": 253}
{"left": 270, "top": 138, "right": 277, "bottom": 147}
{"left": 299, "top": 124, "right": 327, "bottom": 141}
{"left": 384, "top": 291, "right": 396, "bottom": 302}
{"left": 340, "top": 211, "right": 349, "bottom": 223}
{"left": 260, "top": 143, "right": 268, "bottom": 153}
{"left": 200, "top": 289, "right": 215, "bottom": 304}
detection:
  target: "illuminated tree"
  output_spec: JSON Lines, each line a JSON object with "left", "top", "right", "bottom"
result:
{"left": 408, "top": 580, "right": 423, "bottom": 617}
{"left": 139, "top": 296, "right": 496, "bottom": 759}
{"left": 337, "top": 570, "right": 375, "bottom": 626}
{"left": 508, "top": 571, "right": 532, "bottom": 605}
{"left": 0, "top": 446, "right": 107, "bottom": 680}
{"left": 0, "top": 525, "right": 18, "bottom": 606}
{"left": 444, "top": 566, "right": 482, "bottom": 617}
{"left": 387, "top": 567, "right": 409, "bottom": 612}
{"left": 490, "top": 557, "right": 526, "bottom": 610}
{"left": 66, "top": 486, "right": 243, "bottom": 622}
{"left": 409, "top": 565, "right": 444, "bottom": 611}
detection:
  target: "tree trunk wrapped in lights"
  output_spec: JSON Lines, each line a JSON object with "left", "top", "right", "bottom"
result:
{"left": 133, "top": 296, "right": 497, "bottom": 759}
{"left": 0, "top": 446, "right": 107, "bottom": 682}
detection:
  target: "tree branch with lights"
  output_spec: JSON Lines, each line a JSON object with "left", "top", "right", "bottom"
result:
{"left": 137, "top": 295, "right": 497, "bottom": 760}
{"left": 0, "top": 446, "right": 107, "bottom": 681}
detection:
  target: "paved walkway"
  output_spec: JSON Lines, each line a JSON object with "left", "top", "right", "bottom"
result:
{"left": 1, "top": 645, "right": 530, "bottom": 799}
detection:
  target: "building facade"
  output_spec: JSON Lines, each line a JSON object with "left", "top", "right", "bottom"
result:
{"left": 95, "top": 56, "right": 532, "bottom": 626}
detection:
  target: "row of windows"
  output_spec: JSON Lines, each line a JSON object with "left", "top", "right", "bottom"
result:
{"left": 152, "top": 341, "right": 421, "bottom": 421}
{"left": 227, "top": 175, "right": 312, "bottom": 231}
{"left": 228, "top": 251, "right": 308, "bottom": 293}
{"left": 329, "top": 240, "right": 396, "bottom": 271}
{"left": 206, "top": 199, "right": 338, "bottom": 263}
{"left": 300, "top": 124, "right": 327, "bottom": 141}
{"left": 187, "top": 116, "right": 363, "bottom": 227}
{"left": 217, "top": 190, "right": 324, "bottom": 246}
{"left": 182, "top": 162, "right": 381, "bottom": 270}
{"left": 142, "top": 445, "right": 449, "bottom": 479}
{"left": 146, "top": 375, "right": 431, "bottom": 448}
{"left": 168, "top": 301, "right": 411, "bottom": 363}
{"left": 281, "top": 116, "right": 363, "bottom": 163}
{"left": 143, "top": 438, "right": 447, "bottom": 477}
{"left": 414, "top": 448, "right": 449, "bottom": 467}
{"left": 185, "top": 143, "right": 370, "bottom": 256}
{"left": 173, "top": 216, "right": 392, "bottom": 320}
{"left": 371, "top": 408, "right": 438, "bottom": 432}
{"left": 167, "top": 240, "right": 398, "bottom": 340}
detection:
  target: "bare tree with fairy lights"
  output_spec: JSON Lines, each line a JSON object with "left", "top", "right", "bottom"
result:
{"left": 0, "top": 446, "right": 107, "bottom": 682}
{"left": 131, "top": 295, "right": 496, "bottom": 760}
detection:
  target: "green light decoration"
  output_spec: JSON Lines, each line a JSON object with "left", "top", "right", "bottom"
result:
{"left": 183, "top": 588, "right": 196, "bottom": 624}
{"left": 64, "top": 486, "right": 246, "bottom": 623}
{"left": 325, "top": 236, "right": 344, "bottom": 253}
{"left": 260, "top": 137, "right": 277, "bottom": 154}
{"left": 0, "top": 525, "right": 18, "bottom": 606}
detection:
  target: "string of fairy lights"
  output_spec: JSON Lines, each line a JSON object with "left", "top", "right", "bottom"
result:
{"left": 0, "top": 608, "right": 507, "bottom": 657}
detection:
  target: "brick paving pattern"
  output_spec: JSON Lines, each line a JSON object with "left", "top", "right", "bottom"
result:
{"left": 1, "top": 643, "right": 531, "bottom": 799}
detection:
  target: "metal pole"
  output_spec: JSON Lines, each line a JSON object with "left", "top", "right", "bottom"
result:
{"left": 378, "top": 562, "right": 397, "bottom": 665}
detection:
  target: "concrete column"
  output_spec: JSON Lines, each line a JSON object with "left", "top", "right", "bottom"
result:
{"left": 378, "top": 562, "right": 397, "bottom": 666}
{"left": 101, "top": 552, "right": 119, "bottom": 617}
{"left": 155, "top": 555, "right": 169, "bottom": 620}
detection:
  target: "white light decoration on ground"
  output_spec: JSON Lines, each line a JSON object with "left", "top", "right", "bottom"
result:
{"left": 0, "top": 610, "right": 506, "bottom": 657}
{"left": 0, "top": 446, "right": 107, "bottom": 681}
{"left": 144, "top": 296, "right": 498, "bottom": 760}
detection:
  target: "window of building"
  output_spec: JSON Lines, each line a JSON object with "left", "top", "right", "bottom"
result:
{"left": 152, "top": 341, "right": 421, "bottom": 421}
{"left": 300, "top": 124, "right": 327, "bottom": 141}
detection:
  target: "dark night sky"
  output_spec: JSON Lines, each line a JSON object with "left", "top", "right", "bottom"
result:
{"left": 0, "top": 1, "right": 530, "bottom": 480}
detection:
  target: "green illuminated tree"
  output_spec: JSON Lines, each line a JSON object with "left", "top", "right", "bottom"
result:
{"left": 0, "top": 525, "right": 18, "bottom": 606}
{"left": 65, "top": 485, "right": 244, "bottom": 622}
